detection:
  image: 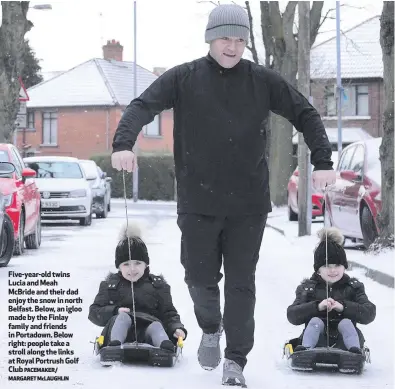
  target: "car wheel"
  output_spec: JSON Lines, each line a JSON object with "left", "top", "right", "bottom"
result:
{"left": 0, "top": 214, "right": 15, "bottom": 267}
{"left": 361, "top": 205, "right": 378, "bottom": 249}
{"left": 287, "top": 194, "right": 298, "bottom": 221}
{"left": 13, "top": 212, "right": 25, "bottom": 256}
{"left": 25, "top": 213, "right": 42, "bottom": 249}
{"left": 107, "top": 199, "right": 111, "bottom": 212}
{"left": 288, "top": 205, "right": 298, "bottom": 221}
{"left": 97, "top": 203, "right": 108, "bottom": 219}
{"left": 79, "top": 213, "right": 92, "bottom": 226}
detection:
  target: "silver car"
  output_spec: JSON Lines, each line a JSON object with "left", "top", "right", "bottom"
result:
{"left": 79, "top": 160, "right": 111, "bottom": 218}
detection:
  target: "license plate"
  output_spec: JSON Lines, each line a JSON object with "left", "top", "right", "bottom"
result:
{"left": 42, "top": 201, "right": 60, "bottom": 208}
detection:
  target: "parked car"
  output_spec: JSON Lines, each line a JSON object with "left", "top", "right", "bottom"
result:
{"left": 98, "top": 166, "right": 112, "bottom": 212}
{"left": 287, "top": 152, "right": 339, "bottom": 221}
{"left": 0, "top": 144, "right": 42, "bottom": 255}
{"left": 0, "top": 162, "right": 16, "bottom": 267}
{"left": 79, "top": 160, "right": 112, "bottom": 218}
{"left": 24, "top": 156, "right": 94, "bottom": 226}
{"left": 324, "top": 137, "right": 382, "bottom": 248}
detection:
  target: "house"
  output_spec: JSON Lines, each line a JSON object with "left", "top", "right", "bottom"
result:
{"left": 17, "top": 40, "right": 174, "bottom": 159}
{"left": 310, "top": 15, "right": 384, "bottom": 139}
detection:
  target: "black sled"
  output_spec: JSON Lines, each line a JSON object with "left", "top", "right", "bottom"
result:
{"left": 283, "top": 338, "right": 371, "bottom": 374}
{"left": 93, "top": 335, "right": 184, "bottom": 367}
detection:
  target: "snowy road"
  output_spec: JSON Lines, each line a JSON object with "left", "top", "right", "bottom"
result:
{"left": 0, "top": 203, "right": 393, "bottom": 388}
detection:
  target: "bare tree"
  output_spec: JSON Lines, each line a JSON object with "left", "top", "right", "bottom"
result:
{"left": 244, "top": 1, "right": 325, "bottom": 206}
{"left": 0, "top": 1, "right": 32, "bottom": 143}
{"left": 376, "top": 1, "right": 394, "bottom": 248}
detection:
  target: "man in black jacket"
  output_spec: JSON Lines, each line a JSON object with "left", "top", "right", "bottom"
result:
{"left": 111, "top": 4, "right": 335, "bottom": 386}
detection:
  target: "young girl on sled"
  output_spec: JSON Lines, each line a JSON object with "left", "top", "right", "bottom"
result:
{"left": 88, "top": 223, "right": 187, "bottom": 352}
{"left": 287, "top": 227, "right": 376, "bottom": 354}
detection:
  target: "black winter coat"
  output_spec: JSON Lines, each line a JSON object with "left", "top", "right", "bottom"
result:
{"left": 287, "top": 273, "right": 376, "bottom": 334}
{"left": 112, "top": 53, "right": 333, "bottom": 216}
{"left": 88, "top": 272, "right": 187, "bottom": 339}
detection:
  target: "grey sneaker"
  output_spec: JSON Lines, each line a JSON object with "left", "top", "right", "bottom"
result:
{"left": 197, "top": 326, "right": 223, "bottom": 370}
{"left": 222, "top": 359, "right": 247, "bottom": 387}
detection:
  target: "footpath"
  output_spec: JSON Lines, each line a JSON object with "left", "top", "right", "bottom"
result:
{"left": 266, "top": 208, "right": 394, "bottom": 289}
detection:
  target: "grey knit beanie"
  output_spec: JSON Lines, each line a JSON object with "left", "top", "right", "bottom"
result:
{"left": 205, "top": 4, "right": 250, "bottom": 44}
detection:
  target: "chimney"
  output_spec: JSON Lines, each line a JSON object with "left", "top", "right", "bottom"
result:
{"left": 153, "top": 67, "right": 167, "bottom": 76}
{"left": 102, "top": 39, "right": 123, "bottom": 62}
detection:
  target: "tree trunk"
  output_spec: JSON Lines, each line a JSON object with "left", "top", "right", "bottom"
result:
{"left": 376, "top": 1, "right": 394, "bottom": 248}
{"left": 269, "top": 61, "right": 297, "bottom": 206}
{"left": 258, "top": 1, "right": 323, "bottom": 206}
{"left": 0, "top": 1, "right": 32, "bottom": 143}
{"left": 245, "top": 1, "right": 271, "bottom": 164}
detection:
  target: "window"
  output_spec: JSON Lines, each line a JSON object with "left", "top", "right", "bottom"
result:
{"left": 42, "top": 111, "right": 58, "bottom": 145}
{"left": 10, "top": 148, "right": 23, "bottom": 179}
{"left": 143, "top": 114, "right": 161, "bottom": 137}
{"left": 337, "top": 146, "right": 354, "bottom": 171}
{"left": 325, "top": 85, "right": 369, "bottom": 116}
{"left": 356, "top": 85, "right": 369, "bottom": 116}
{"left": 0, "top": 150, "right": 9, "bottom": 162}
{"left": 80, "top": 161, "right": 99, "bottom": 182}
{"left": 27, "top": 111, "right": 35, "bottom": 129}
{"left": 12, "top": 147, "right": 26, "bottom": 169}
{"left": 349, "top": 145, "right": 364, "bottom": 175}
{"left": 325, "top": 86, "right": 336, "bottom": 116}
{"left": 24, "top": 161, "right": 83, "bottom": 179}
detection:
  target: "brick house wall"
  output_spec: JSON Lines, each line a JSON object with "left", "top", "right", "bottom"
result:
{"left": 16, "top": 107, "right": 174, "bottom": 159}
{"left": 311, "top": 78, "right": 384, "bottom": 137}
{"left": 137, "top": 110, "right": 174, "bottom": 154}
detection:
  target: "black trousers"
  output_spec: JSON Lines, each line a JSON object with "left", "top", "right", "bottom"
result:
{"left": 177, "top": 213, "right": 268, "bottom": 368}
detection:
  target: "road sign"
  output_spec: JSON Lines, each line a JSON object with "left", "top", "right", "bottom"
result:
{"left": 15, "top": 101, "right": 27, "bottom": 128}
{"left": 18, "top": 76, "right": 29, "bottom": 101}
{"left": 15, "top": 114, "right": 27, "bottom": 128}
{"left": 19, "top": 101, "right": 27, "bottom": 114}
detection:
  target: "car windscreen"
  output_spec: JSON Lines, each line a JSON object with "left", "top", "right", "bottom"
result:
{"left": 366, "top": 145, "right": 381, "bottom": 186}
{"left": 80, "top": 162, "right": 98, "bottom": 179}
{"left": 0, "top": 150, "right": 10, "bottom": 162}
{"left": 25, "top": 161, "right": 83, "bottom": 178}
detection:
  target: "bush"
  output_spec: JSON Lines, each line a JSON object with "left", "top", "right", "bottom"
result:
{"left": 90, "top": 153, "right": 175, "bottom": 200}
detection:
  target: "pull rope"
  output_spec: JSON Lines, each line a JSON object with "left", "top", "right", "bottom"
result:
{"left": 324, "top": 186, "right": 329, "bottom": 349}
{"left": 122, "top": 169, "right": 138, "bottom": 345}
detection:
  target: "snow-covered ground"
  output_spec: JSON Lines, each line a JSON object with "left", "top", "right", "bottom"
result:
{"left": 0, "top": 202, "right": 393, "bottom": 388}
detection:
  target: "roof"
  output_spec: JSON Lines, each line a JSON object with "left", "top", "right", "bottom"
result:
{"left": 323, "top": 127, "right": 373, "bottom": 144}
{"left": 362, "top": 136, "right": 382, "bottom": 149}
{"left": 27, "top": 58, "right": 158, "bottom": 108}
{"left": 79, "top": 159, "right": 97, "bottom": 167}
{"left": 292, "top": 127, "right": 373, "bottom": 144}
{"left": 24, "top": 156, "right": 79, "bottom": 162}
{"left": 40, "top": 71, "right": 65, "bottom": 82}
{"left": 341, "top": 136, "right": 382, "bottom": 155}
{"left": 0, "top": 143, "right": 14, "bottom": 150}
{"left": 310, "top": 16, "right": 383, "bottom": 79}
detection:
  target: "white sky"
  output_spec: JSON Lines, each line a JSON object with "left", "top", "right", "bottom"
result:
{"left": 8, "top": 0, "right": 385, "bottom": 73}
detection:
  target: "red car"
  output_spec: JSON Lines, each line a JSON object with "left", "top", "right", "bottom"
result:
{"left": 324, "top": 138, "right": 382, "bottom": 248}
{"left": 287, "top": 152, "right": 338, "bottom": 221}
{"left": 0, "top": 143, "right": 42, "bottom": 255}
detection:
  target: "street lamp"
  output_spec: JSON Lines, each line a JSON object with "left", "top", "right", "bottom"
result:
{"left": 132, "top": 0, "right": 138, "bottom": 203}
